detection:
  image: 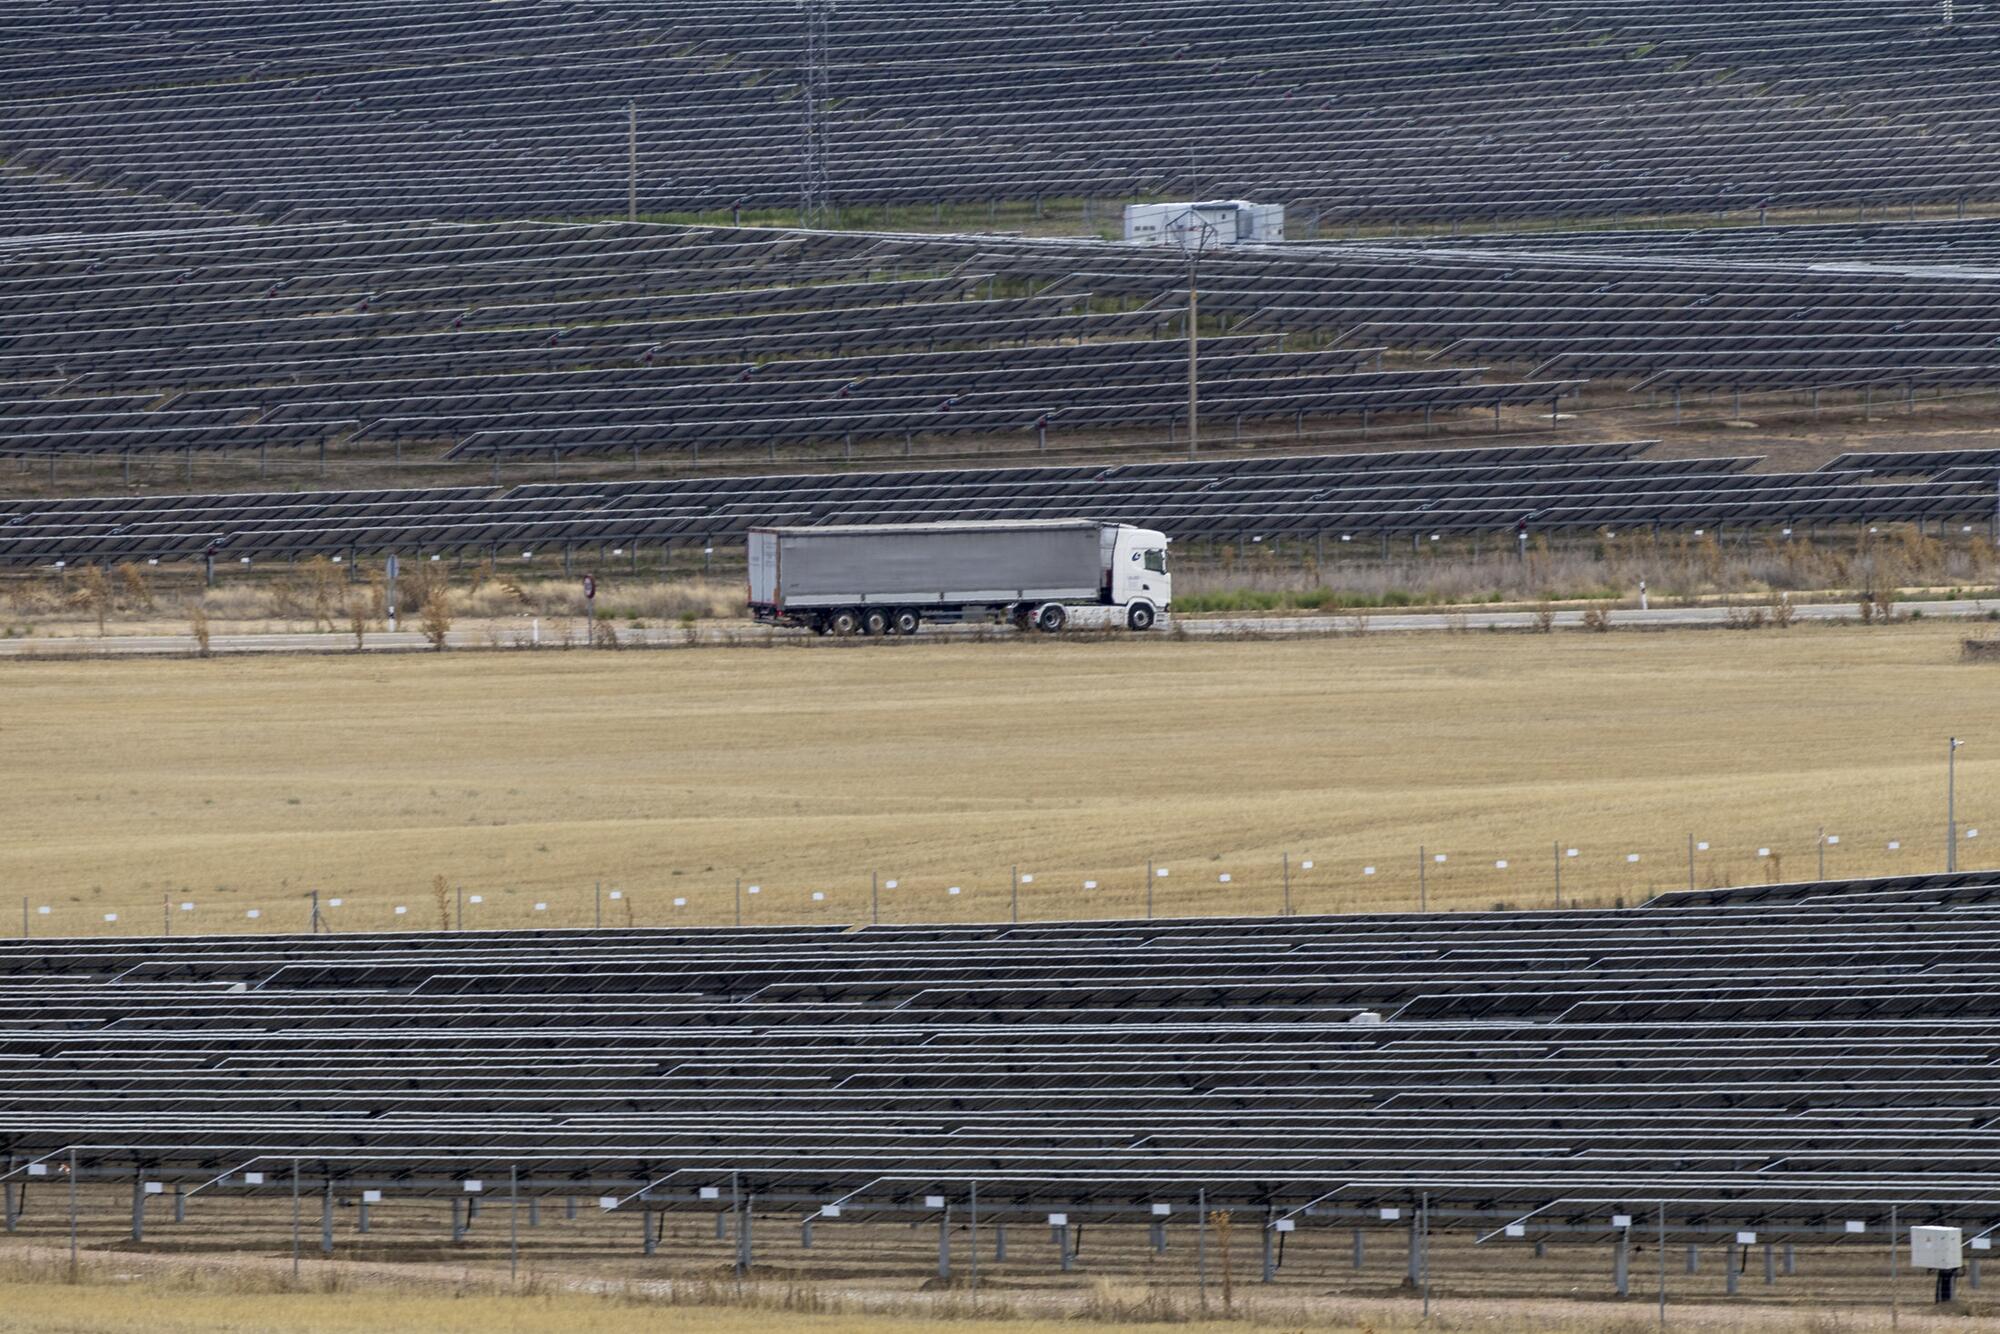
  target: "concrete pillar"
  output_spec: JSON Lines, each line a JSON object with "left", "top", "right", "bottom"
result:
{"left": 1763, "top": 1242, "right": 1775, "bottom": 1285}
{"left": 1535, "top": 1240, "right": 1548, "bottom": 1259}
{"left": 1686, "top": 1244, "right": 1698, "bottom": 1273}
{"left": 735, "top": 1195, "right": 753, "bottom": 1273}
{"left": 1408, "top": 1212, "right": 1421, "bottom": 1284}
{"left": 1725, "top": 1242, "right": 1739, "bottom": 1295}
{"left": 357, "top": 1198, "right": 371, "bottom": 1233}
{"left": 1352, "top": 1228, "right": 1365, "bottom": 1268}
{"left": 1261, "top": 1220, "right": 1275, "bottom": 1284}
{"left": 1614, "top": 1232, "right": 1629, "bottom": 1297}
{"left": 4, "top": 1180, "right": 15, "bottom": 1232}
{"left": 321, "top": 1181, "right": 334, "bottom": 1255}
{"left": 173, "top": 1187, "right": 186, "bottom": 1224}
{"left": 451, "top": 1197, "right": 466, "bottom": 1243}
{"left": 131, "top": 1177, "right": 145, "bottom": 1242}
{"left": 994, "top": 1221, "right": 1006, "bottom": 1261}
{"left": 1783, "top": 1243, "right": 1795, "bottom": 1276}
{"left": 642, "top": 1209, "right": 657, "bottom": 1256}
{"left": 714, "top": 1209, "right": 727, "bottom": 1239}
{"left": 800, "top": 1218, "right": 814, "bottom": 1249}
{"left": 566, "top": 1196, "right": 577, "bottom": 1220}
{"left": 528, "top": 1197, "right": 539, "bottom": 1228}
{"left": 1054, "top": 1222, "right": 1073, "bottom": 1273}
{"left": 1971, "top": 1258, "right": 1982, "bottom": 1289}
{"left": 938, "top": 1204, "right": 951, "bottom": 1279}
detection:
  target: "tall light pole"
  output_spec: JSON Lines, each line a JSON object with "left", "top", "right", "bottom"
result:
{"left": 1949, "top": 737, "right": 1965, "bottom": 871}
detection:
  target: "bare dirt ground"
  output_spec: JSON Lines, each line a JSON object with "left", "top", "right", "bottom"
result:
{"left": 1, "top": 620, "right": 1994, "bottom": 936}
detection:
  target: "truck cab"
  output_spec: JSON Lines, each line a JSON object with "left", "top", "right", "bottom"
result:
{"left": 1107, "top": 526, "right": 1171, "bottom": 630}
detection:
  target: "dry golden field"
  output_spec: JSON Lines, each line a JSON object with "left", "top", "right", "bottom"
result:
{"left": 1, "top": 618, "right": 1996, "bottom": 935}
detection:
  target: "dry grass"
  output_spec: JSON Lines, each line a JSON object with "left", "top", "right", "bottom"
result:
{"left": 0, "top": 619, "right": 1996, "bottom": 933}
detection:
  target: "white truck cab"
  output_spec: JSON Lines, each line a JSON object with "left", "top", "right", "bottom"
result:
{"left": 1106, "top": 526, "right": 1171, "bottom": 630}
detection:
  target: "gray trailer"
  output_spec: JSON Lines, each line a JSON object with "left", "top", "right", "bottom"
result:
{"left": 747, "top": 520, "right": 1172, "bottom": 635}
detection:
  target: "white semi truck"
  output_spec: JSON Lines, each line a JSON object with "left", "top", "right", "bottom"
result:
{"left": 747, "top": 520, "right": 1171, "bottom": 635}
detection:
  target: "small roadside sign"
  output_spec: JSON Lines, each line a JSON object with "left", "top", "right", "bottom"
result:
{"left": 582, "top": 574, "right": 597, "bottom": 600}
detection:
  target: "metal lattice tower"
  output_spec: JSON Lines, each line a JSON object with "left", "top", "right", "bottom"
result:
{"left": 799, "top": 0, "right": 833, "bottom": 227}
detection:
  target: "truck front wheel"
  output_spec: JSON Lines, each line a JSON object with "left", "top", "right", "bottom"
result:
{"left": 1035, "top": 604, "right": 1067, "bottom": 633}
{"left": 1127, "top": 603, "right": 1156, "bottom": 631}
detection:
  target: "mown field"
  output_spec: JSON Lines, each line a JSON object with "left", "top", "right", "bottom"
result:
{"left": 0, "top": 619, "right": 1994, "bottom": 935}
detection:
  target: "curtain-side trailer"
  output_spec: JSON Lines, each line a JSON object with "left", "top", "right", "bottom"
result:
{"left": 747, "top": 520, "right": 1171, "bottom": 635}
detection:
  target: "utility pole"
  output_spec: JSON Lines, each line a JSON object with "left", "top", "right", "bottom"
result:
{"left": 799, "top": 0, "right": 832, "bottom": 227}
{"left": 1186, "top": 246, "right": 1199, "bottom": 459}
{"left": 627, "top": 101, "right": 638, "bottom": 223}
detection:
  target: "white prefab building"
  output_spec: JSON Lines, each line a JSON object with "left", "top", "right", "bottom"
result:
{"left": 1123, "top": 200, "right": 1285, "bottom": 247}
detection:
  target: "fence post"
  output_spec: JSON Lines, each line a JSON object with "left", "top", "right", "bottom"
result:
{"left": 1281, "top": 852, "right": 1291, "bottom": 916}
{"left": 1198, "top": 1188, "right": 1208, "bottom": 1312}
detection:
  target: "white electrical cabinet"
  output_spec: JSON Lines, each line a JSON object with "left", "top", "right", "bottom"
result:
{"left": 1911, "top": 1225, "right": 1963, "bottom": 1270}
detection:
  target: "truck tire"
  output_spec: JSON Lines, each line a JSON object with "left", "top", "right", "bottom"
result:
{"left": 828, "top": 609, "right": 861, "bottom": 637}
{"left": 862, "top": 608, "right": 890, "bottom": 637}
{"left": 892, "top": 609, "right": 921, "bottom": 636}
{"left": 1035, "top": 604, "right": 1067, "bottom": 633}
{"left": 1127, "top": 603, "right": 1156, "bottom": 631}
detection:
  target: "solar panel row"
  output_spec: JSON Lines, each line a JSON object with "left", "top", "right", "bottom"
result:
{"left": 5, "top": 442, "right": 1990, "bottom": 567}
{"left": 1, "top": 876, "right": 1996, "bottom": 1230}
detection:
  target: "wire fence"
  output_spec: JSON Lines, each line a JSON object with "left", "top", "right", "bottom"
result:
{"left": 19, "top": 814, "right": 1996, "bottom": 938}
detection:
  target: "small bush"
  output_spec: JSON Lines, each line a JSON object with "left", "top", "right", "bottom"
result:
{"left": 187, "top": 600, "right": 211, "bottom": 658}
{"left": 1581, "top": 604, "right": 1613, "bottom": 632}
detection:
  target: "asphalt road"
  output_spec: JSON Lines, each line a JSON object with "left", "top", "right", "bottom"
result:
{"left": 3, "top": 597, "right": 1995, "bottom": 657}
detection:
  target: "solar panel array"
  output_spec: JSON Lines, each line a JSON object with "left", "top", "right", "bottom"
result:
{"left": 2, "top": 877, "right": 1997, "bottom": 1229}
{"left": 953, "top": 224, "right": 2000, "bottom": 396}
{"left": 0, "top": 221, "right": 1583, "bottom": 468}
{"left": 13, "top": 214, "right": 2000, "bottom": 490}
{"left": 3, "top": 3, "right": 1999, "bottom": 227}
{"left": 6, "top": 441, "right": 1993, "bottom": 567}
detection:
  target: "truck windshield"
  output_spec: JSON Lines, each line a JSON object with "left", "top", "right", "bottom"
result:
{"left": 1143, "top": 548, "right": 1168, "bottom": 574}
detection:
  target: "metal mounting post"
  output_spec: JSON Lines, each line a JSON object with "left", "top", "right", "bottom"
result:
{"left": 321, "top": 1179, "right": 333, "bottom": 1254}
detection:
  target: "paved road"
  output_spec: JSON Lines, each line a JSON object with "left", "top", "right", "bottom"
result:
{"left": 3, "top": 597, "right": 1995, "bottom": 658}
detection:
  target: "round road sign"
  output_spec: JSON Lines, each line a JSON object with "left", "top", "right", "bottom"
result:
{"left": 582, "top": 574, "right": 597, "bottom": 600}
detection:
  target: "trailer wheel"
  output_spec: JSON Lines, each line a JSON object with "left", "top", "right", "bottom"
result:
{"left": 862, "top": 608, "right": 890, "bottom": 637}
{"left": 892, "top": 609, "right": 921, "bottom": 636}
{"left": 828, "top": 609, "right": 861, "bottom": 637}
{"left": 1035, "top": 604, "right": 1067, "bottom": 634}
{"left": 810, "top": 617, "right": 831, "bottom": 636}
{"left": 1127, "top": 603, "right": 1156, "bottom": 631}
